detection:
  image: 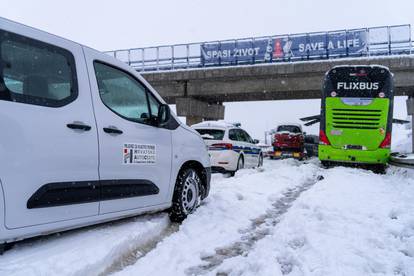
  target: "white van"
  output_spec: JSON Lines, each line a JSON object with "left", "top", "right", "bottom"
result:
{"left": 0, "top": 17, "right": 210, "bottom": 250}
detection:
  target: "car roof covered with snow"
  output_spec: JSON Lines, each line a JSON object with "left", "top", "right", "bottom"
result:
{"left": 276, "top": 122, "right": 302, "bottom": 128}
{"left": 271, "top": 123, "right": 303, "bottom": 132}
{"left": 192, "top": 121, "right": 241, "bottom": 129}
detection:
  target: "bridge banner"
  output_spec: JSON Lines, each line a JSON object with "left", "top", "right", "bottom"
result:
{"left": 201, "top": 39, "right": 270, "bottom": 65}
{"left": 201, "top": 29, "right": 367, "bottom": 65}
{"left": 272, "top": 30, "right": 367, "bottom": 60}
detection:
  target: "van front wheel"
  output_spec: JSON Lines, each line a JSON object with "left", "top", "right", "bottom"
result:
{"left": 169, "top": 168, "right": 201, "bottom": 222}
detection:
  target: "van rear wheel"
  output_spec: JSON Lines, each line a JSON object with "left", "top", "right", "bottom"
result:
{"left": 169, "top": 168, "right": 201, "bottom": 222}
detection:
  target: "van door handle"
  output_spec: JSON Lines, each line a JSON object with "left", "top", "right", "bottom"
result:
{"left": 67, "top": 122, "right": 92, "bottom": 131}
{"left": 103, "top": 127, "right": 123, "bottom": 135}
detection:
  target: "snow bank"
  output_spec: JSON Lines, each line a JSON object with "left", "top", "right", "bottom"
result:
{"left": 215, "top": 166, "right": 414, "bottom": 276}
{"left": 0, "top": 215, "right": 169, "bottom": 276}
{"left": 392, "top": 123, "right": 412, "bottom": 153}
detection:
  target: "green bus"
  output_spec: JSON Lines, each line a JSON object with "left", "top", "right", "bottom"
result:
{"left": 318, "top": 65, "right": 393, "bottom": 170}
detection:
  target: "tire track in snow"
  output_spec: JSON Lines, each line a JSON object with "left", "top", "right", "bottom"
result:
{"left": 100, "top": 222, "right": 180, "bottom": 275}
{"left": 186, "top": 173, "right": 324, "bottom": 276}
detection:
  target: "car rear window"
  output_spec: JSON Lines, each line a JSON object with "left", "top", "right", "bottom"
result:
{"left": 195, "top": 129, "right": 225, "bottom": 140}
{"left": 277, "top": 125, "right": 301, "bottom": 133}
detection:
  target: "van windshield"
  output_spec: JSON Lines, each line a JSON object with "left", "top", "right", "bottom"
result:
{"left": 195, "top": 129, "right": 225, "bottom": 140}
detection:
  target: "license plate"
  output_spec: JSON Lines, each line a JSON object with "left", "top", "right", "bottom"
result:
{"left": 346, "top": 145, "right": 363, "bottom": 150}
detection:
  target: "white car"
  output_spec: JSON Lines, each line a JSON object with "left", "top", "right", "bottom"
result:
{"left": 192, "top": 121, "right": 263, "bottom": 176}
{"left": 0, "top": 17, "right": 210, "bottom": 251}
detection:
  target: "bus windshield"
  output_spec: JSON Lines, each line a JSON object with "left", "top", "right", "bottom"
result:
{"left": 324, "top": 66, "right": 393, "bottom": 98}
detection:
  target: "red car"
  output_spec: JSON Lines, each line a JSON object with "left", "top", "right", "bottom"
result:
{"left": 271, "top": 124, "right": 305, "bottom": 159}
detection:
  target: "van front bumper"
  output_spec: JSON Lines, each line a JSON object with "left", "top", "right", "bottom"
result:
{"left": 318, "top": 145, "right": 390, "bottom": 164}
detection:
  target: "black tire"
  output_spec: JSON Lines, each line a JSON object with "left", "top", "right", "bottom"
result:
{"left": 258, "top": 154, "right": 264, "bottom": 167}
{"left": 321, "top": 160, "right": 331, "bottom": 168}
{"left": 373, "top": 164, "right": 386, "bottom": 174}
{"left": 169, "top": 168, "right": 201, "bottom": 222}
{"left": 229, "top": 156, "right": 244, "bottom": 177}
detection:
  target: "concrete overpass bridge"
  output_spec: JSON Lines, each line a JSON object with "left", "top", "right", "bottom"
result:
{"left": 142, "top": 56, "right": 414, "bottom": 124}
{"left": 106, "top": 25, "right": 414, "bottom": 125}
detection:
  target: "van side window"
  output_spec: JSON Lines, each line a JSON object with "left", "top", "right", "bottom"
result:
{"left": 147, "top": 92, "right": 160, "bottom": 119}
{"left": 0, "top": 30, "right": 77, "bottom": 107}
{"left": 94, "top": 62, "right": 151, "bottom": 124}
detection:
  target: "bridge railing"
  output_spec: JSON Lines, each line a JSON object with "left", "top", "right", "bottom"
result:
{"left": 105, "top": 24, "right": 412, "bottom": 72}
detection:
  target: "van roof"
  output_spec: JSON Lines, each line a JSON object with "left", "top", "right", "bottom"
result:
{"left": 0, "top": 16, "right": 115, "bottom": 65}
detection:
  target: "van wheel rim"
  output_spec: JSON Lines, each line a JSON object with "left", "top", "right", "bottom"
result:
{"left": 181, "top": 171, "right": 199, "bottom": 213}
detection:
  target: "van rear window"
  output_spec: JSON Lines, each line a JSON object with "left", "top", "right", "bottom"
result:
{"left": 0, "top": 30, "right": 77, "bottom": 107}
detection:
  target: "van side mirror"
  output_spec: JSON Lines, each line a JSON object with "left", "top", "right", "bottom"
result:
{"left": 253, "top": 139, "right": 260, "bottom": 144}
{"left": 157, "top": 104, "right": 171, "bottom": 127}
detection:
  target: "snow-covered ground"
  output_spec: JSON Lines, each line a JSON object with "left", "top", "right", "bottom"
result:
{"left": 0, "top": 213, "right": 170, "bottom": 275}
{"left": 210, "top": 165, "right": 414, "bottom": 276}
{"left": 393, "top": 122, "right": 412, "bottom": 153}
{"left": 115, "top": 160, "right": 320, "bottom": 276}
{"left": 0, "top": 160, "right": 317, "bottom": 276}
{"left": 2, "top": 157, "right": 414, "bottom": 276}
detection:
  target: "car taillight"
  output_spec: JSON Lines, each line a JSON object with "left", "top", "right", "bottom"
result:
{"left": 319, "top": 130, "right": 330, "bottom": 145}
{"left": 210, "top": 143, "right": 233, "bottom": 150}
{"left": 379, "top": 132, "right": 391, "bottom": 148}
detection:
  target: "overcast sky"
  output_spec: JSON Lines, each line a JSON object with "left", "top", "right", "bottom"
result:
{"left": 1, "top": 0, "right": 412, "bottom": 139}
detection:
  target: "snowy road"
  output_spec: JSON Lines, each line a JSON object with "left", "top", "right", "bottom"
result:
{"left": 1, "top": 159, "right": 414, "bottom": 276}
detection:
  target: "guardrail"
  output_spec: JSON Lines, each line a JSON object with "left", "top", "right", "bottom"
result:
{"left": 105, "top": 24, "right": 412, "bottom": 72}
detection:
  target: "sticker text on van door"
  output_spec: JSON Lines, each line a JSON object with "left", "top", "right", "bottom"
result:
{"left": 123, "top": 143, "right": 156, "bottom": 164}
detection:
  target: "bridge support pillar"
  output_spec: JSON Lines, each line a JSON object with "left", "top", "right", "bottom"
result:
{"left": 176, "top": 97, "right": 225, "bottom": 126}
{"left": 407, "top": 96, "right": 414, "bottom": 153}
